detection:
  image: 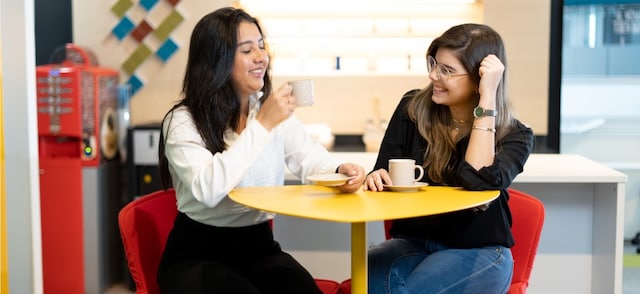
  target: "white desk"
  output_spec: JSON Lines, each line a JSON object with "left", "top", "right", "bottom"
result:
{"left": 511, "top": 154, "right": 626, "bottom": 294}
{"left": 281, "top": 153, "right": 627, "bottom": 294}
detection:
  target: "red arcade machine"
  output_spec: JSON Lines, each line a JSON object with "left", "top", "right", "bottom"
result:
{"left": 37, "top": 44, "right": 124, "bottom": 294}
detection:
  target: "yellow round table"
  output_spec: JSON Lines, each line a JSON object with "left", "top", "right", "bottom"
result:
{"left": 229, "top": 185, "right": 499, "bottom": 294}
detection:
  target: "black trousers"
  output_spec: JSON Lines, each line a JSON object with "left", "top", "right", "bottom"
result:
{"left": 157, "top": 213, "right": 322, "bottom": 294}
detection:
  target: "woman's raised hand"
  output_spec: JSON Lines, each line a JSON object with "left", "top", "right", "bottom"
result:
{"left": 256, "top": 83, "right": 297, "bottom": 130}
{"left": 477, "top": 54, "right": 504, "bottom": 100}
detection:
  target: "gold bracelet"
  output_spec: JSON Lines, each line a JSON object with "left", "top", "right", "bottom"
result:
{"left": 472, "top": 126, "right": 496, "bottom": 133}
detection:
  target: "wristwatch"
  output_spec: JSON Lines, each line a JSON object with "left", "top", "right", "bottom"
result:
{"left": 473, "top": 106, "right": 497, "bottom": 118}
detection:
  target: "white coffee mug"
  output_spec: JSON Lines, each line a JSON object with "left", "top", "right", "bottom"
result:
{"left": 389, "top": 159, "right": 424, "bottom": 186}
{"left": 289, "top": 79, "right": 315, "bottom": 107}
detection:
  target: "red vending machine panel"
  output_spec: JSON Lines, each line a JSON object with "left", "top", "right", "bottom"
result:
{"left": 37, "top": 44, "right": 119, "bottom": 165}
{"left": 36, "top": 66, "right": 82, "bottom": 139}
{"left": 37, "top": 44, "right": 120, "bottom": 294}
{"left": 36, "top": 54, "right": 86, "bottom": 294}
{"left": 38, "top": 159, "right": 84, "bottom": 294}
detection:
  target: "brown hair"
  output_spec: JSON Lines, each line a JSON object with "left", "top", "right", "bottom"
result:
{"left": 407, "top": 23, "right": 515, "bottom": 183}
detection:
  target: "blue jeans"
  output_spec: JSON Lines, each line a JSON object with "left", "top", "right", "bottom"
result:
{"left": 368, "top": 238, "right": 513, "bottom": 294}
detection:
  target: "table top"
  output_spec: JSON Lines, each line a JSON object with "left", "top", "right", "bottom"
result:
{"left": 229, "top": 185, "right": 499, "bottom": 223}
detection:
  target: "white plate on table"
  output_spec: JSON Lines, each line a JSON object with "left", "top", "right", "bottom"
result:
{"left": 307, "top": 173, "right": 356, "bottom": 186}
{"left": 383, "top": 182, "right": 429, "bottom": 192}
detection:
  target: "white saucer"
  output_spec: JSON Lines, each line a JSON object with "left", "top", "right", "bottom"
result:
{"left": 307, "top": 173, "right": 356, "bottom": 186}
{"left": 383, "top": 182, "right": 429, "bottom": 192}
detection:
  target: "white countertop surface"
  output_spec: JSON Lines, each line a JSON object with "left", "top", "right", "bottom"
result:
{"left": 286, "top": 153, "right": 628, "bottom": 184}
{"left": 514, "top": 153, "right": 627, "bottom": 183}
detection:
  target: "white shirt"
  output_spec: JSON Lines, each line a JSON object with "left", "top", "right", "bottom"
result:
{"left": 162, "top": 93, "right": 341, "bottom": 227}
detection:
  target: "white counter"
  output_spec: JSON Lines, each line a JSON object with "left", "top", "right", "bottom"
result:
{"left": 515, "top": 153, "right": 627, "bottom": 183}
{"left": 287, "top": 152, "right": 627, "bottom": 183}
{"left": 511, "top": 154, "right": 626, "bottom": 294}
{"left": 284, "top": 152, "right": 379, "bottom": 182}
{"left": 277, "top": 153, "right": 627, "bottom": 294}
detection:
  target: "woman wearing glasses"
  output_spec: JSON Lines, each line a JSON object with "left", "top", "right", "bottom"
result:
{"left": 364, "top": 24, "right": 534, "bottom": 293}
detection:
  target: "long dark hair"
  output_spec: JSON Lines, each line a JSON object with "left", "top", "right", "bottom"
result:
{"left": 407, "top": 23, "right": 514, "bottom": 183}
{"left": 158, "top": 7, "right": 272, "bottom": 189}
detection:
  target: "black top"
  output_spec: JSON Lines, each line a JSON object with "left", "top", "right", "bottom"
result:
{"left": 374, "top": 91, "right": 534, "bottom": 249}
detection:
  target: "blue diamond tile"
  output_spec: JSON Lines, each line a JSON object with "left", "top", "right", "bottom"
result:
{"left": 140, "top": 0, "right": 159, "bottom": 11}
{"left": 112, "top": 16, "right": 135, "bottom": 41}
{"left": 127, "top": 75, "right": 144, "bottom": 96}
{"left": 156, "top": 38, "right": 179, "bottom": 62}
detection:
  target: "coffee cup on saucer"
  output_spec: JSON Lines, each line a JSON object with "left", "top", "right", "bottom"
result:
{"left": 388, "top": 159, "right": 424, "bottom": 187}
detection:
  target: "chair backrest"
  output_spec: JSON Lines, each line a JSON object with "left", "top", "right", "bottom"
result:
{"left": 506, "top": 188, "right": 545, "bottom": 294}
{"left": 315, "top": 278, "right": 341, "bottom": 294}
{"left": 119, "top": 189, "right": 338, "bottom": 294}
{"left": 118, "top": 189, "right": 178, "bottom": 294}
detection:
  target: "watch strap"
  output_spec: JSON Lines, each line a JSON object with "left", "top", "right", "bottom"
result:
{"left": 484, "top": 109, "right": 497, "bottom": 117}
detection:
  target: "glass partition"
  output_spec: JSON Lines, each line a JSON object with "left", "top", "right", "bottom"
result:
{"left": 561, "top": 0, "right": 640, "bottom": 238}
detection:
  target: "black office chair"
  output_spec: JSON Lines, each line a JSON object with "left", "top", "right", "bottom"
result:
{"left": 631, "top": 232, "right": 640, "bottom": 253}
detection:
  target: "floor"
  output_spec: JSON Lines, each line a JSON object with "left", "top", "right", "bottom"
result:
{"left": 624, "top": 241, "right": 640, "bottom": 294}
{"left": 104, "top": 244, "right": 640, "bottom": 294}
{"left": 104, "top": 284, "right": 133, "bottom": 294}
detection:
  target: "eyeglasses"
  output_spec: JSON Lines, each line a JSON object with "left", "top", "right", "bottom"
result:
{"left": 427, "top": 55, "right": 468, "bottom": 82}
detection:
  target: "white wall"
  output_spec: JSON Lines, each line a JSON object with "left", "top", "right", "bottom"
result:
{"left": 72, "top": 0, "right": 236, "bottom": 127}
{"left": 72, "top": 1, "right": 552, "bottom": 136}
{"left": 1, "top": 0, "right": 43, "bottom": 293}
{"left": 484, "top": 0, "right": 551, "bottom": 135}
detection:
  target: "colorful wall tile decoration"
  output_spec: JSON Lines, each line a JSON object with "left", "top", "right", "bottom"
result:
{"left": 110, "top": 0, "right": 183, "bottom": 96}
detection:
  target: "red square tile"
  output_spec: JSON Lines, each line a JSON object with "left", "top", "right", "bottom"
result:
{"left": 131, "top": 20, "right": 153, "bottom": 42}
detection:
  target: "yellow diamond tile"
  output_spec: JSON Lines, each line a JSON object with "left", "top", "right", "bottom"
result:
{"left": 122, "top": 44, "right": 153, "bottom": 75}
{"left": 111, "top": 0, "right": 134, "bottom": 18}
{"left": 153, "top": 10, "right": 184, "bottom": 41}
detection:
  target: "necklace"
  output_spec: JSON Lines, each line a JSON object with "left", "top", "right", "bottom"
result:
{"left": 450, "top": 118, "right": 469, "bottom": 137}
{"left": 451, "top": 118, "right": 468, "bottom": 124}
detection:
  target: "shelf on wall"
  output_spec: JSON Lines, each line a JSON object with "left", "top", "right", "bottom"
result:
{"left": 240, "top": 1, "right": 483, "bottom": 77}
{"left": 270, "top": 71, "right": 427, "bottom": 78}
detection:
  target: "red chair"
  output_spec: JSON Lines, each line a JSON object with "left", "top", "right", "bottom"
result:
{"left": 506, "top": 188, "right": 545, "bottom": 294}
{"left": 119, "top": 189, "right": 177, "bottom": 294}
{"left": 338, "top": 188, "right": 545, "bottom": 294}
{"left": 315, "top": 278, "right": 341, "bottom": 294}
{"left": 119, "top": 189, "right": 340, "bottom": 294}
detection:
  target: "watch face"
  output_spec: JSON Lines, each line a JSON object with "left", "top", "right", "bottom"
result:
{"left": 474, "top": 107, "right": 484, "bottom": 118}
